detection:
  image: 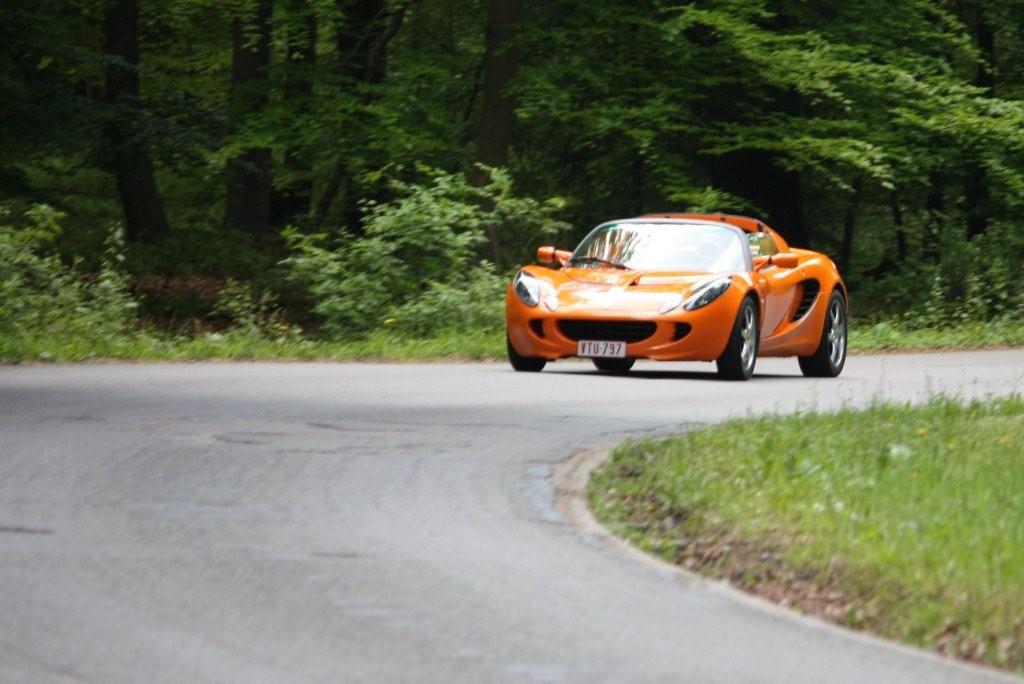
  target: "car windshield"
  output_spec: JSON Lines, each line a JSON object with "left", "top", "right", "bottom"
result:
{"left": 570, "top": 222, "right": 749, "bottom": 272}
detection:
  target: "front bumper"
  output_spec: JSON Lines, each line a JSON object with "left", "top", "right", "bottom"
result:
{"left": 506, "top": 286, "right": 741, "bottom": 362}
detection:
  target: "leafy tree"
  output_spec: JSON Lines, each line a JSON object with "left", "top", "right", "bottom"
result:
{"left": 103, "top": 0, "right": 171, "bottom": 242}
{"left": 224, "top": 0, "right": 274, "bottom": 236}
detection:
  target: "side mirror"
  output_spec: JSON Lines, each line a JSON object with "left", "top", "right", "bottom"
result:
{"left": 537, "top": 246, "right": 571, "bottom": 267}
{"left": 755, "top": 253, "right": 798, "bottom": 271}
{"left": 772, "top": 253, "right": 799, "bottom": 269}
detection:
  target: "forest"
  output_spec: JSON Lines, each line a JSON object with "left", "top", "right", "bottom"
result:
{"left": 2, "top": 0, "right": 1024, "bottom": 360}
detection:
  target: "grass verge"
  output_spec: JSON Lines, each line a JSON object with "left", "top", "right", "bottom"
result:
{"left": 850, "top": 318, "right": 1024, "bottom": 352}
{"left": 1, "top": 318, "right": 1022, "bottom": 364}
{"left": 588, "top": 397, "right": 1024, "bottom": 672}
{"left": 0, "top": 328, "right": 506, "bottom": 364}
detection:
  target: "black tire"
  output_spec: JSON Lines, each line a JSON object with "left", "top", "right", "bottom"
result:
{"left": 716, "top": 297, "right": 759, "bottom": 380}
{"left": 592, "top": 358, "right": 635, "bottom": 373}
{"left": 799, "top": 290, "right": 847, "bottom": 378}
{"left": 507, "top": 335, "right": 546, "bottom": 372}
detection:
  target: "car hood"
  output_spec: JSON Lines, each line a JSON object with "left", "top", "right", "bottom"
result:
{"left": 538, "top": 268, "right": 725, "bottom": 315}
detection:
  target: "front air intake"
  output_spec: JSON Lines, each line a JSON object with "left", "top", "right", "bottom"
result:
{"left": 556, "top": 320, "right": 656, "bottom": 343}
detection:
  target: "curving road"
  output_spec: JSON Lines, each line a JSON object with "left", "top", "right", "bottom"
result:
{"left": 1, "top": 351, "right": 1022, "bottom": 683}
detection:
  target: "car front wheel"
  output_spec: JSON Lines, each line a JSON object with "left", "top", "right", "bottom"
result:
{"left": 716, "top": 297, "right": 758, "bottom": 380}
{"left": 507, "top": 335, "right": 546, "bottom": 372}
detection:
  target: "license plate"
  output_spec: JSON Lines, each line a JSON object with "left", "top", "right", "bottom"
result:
{"left": 577, "top": 340, "right": 626, "bottom": 358}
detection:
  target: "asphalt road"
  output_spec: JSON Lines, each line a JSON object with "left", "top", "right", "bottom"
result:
{"left": 1, "top": 351, "right": 1022, "bottom": 683}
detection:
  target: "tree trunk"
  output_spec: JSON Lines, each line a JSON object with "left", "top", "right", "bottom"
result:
{"left": 474, "top": 0, "right": 520, "bottom": 174}
{"left": 965, "top": 13, "right": 994, "bottom": 240}
{"left": 923, "top": 171, "right": 944, "bottom": 262}
{"left": 890, "top": 191, "right": 907, "bottom": 263}
{"left": 965, "top": 165, "right": 989, "bottom": 240}
{"left": 335, "top": 0, "right": 389, "bottom": 81}
{"left": 224, "top": 0, "right": 273, "bottom": 237}
{"left": 472, "top": 0, "right": 521, "bottom": 261}
{"left": 103, "top": 0, "right": 170, "bottom": 243}
{"left": 285, "top": 1, "right": 318, "bottom": 97}
{"left": 272, "top": 0, "right": 317, "bottom": 226}
{"left": 311, "top": 0, "right": 410, "bottom": 229}
{"left": 864, "top": 189, "right": 906, "bottom": 279}
{"left": 838, "top": 177, "right": 862, "bottom": 273}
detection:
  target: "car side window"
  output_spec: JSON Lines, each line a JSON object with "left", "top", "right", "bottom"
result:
{"left": 747, "top": 231, "right": 779, "bottom": 257}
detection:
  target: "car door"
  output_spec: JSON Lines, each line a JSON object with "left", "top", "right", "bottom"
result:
{"left": 748, "top": 232, "right": 801, "bottom": 339}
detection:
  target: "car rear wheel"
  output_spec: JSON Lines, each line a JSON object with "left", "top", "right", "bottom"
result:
{"left": 592, "top": 358, "right": 635, "bottom": 373}
{"left": 716, "top": 297, "right": 758, "bottom": 380}
{"left": 507, "top": 336, "right": 546, "bottom": 372}
{"left": 798, "top": 290, "right": 847, "bottom": 378}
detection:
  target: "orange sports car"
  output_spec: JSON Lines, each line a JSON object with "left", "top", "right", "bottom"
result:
{"left": 505, "top": 213, "right": 847, "bottom": 380}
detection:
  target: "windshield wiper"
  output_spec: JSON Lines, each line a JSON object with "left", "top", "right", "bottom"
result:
{"left": 570, "top": 255, "right": 630, "bottom": 270}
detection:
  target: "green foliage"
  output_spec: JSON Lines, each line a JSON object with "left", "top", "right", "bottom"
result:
{"left": 284, "top": 167, "right": 567, "bottom": 336}
{"left": 212, "top": 278, "right": 300, "bottom": 341}
{"left": 591, "top": 397, "right": 1024, "bottom": 671}
{"left": 855, "top": 223, "right": 1024, "bottom": 326}
{"left": 386, "top": 265, "right": 506, "bottom": 336}
{"left": 0, "top": 204, "right": 138, "bottom": 360}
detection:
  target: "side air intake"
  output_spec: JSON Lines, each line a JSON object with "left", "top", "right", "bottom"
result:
{"left": 792, "top": 280, "right": 820, "bottom": 321}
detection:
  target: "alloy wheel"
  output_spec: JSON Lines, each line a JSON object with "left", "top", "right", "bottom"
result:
{"left": 740, "top": 306, "right": 756, "bottom": 372}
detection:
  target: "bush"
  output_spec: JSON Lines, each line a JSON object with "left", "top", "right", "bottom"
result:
{"left": 0, "top": 204, "right": 138, "bottom": 359}
{"left": 855, "top": 222, "right": 1024, "bottom": 327}
{"left": 212, "top": 278, "right": 297, "bottom": 340}
{"left": 386, "top": 264, "right": 507, "bottom": 336}
{"left": 284, "top": 167, "right": 568, "bottom": 337}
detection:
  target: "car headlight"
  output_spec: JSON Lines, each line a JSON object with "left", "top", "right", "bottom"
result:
{"left": 684, "top": 276, "right": 732, "bottom": 311}
{"left": 513, "top": 270, "right": 542, "bottom": 307}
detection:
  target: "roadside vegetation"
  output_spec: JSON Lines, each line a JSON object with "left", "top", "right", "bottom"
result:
{"left": 589, "top": 397, "right": 1024, "bottom": 672}
{"left": 2, "top": 194, "right": 1022, "bottom": 364}
{"left": 850, "top": 319, "right": 1024, "bottom": 353}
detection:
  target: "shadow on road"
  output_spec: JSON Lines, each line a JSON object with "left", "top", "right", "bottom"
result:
{"left": 543, "top": 368, "right": 806, "bottom": 381}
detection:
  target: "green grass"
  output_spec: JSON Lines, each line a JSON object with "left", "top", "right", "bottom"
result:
{"left": 851, "top": 317, "right": 1024, "bottom": 352}
{"left": 1, "top": 317, "right": 1022, "bottom": 364}
{"left": 0, "top": 327, "right": 506, "bottom": 364}
{"left": 589, "top": 397, "right": 1024, "bottom": 671}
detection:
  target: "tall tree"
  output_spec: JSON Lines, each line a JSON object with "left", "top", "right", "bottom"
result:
{"left": 964, "top": 4, "right": 994, "bottom": 240}
{"left": 224, "top": 0, "right": 273, "bottom": 237}
{"left": 472, "top": 0, "right": 521, "bottom": 260}
{"left": 272, "top": 0, "right": 318, "bottom": 225}
{"left": 311, "top": 0, "right": 410, "bottom": 228}
{"left": 103, "top": 0, "right": 170, "bottom": 243}
{"left": 474, "top": 0, "right": 520, "bottom": 174}
{"left": 837, "top": 177, "right": 863, "bottom": 273}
